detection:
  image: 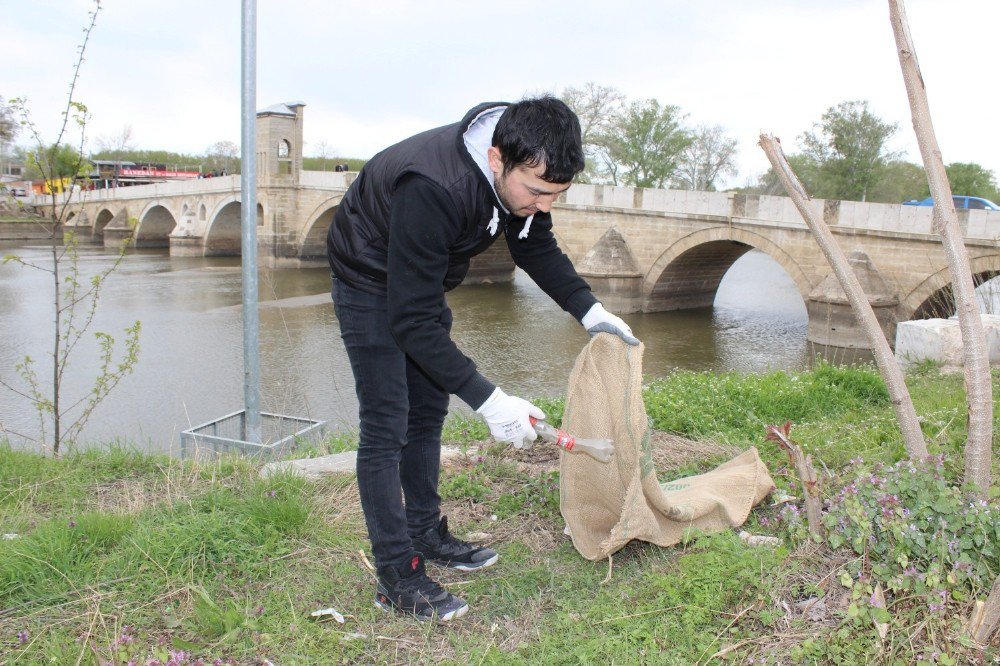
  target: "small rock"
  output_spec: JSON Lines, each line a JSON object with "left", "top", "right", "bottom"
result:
{"left": 795, "top": 597, "right": 828, "bottom": 622}
{"left": 465, "top": 531, "right": 491, "bottom": 542}
{"left": 739, "top": 530, "right": 781, "bottom": 547}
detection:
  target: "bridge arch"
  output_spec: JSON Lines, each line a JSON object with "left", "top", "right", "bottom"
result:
{"left": 94, "top": 208, "right": 115, "bottom": 237}
{"left": 204, "top": 196, "right": 263, "bottom": 256}
{"left": 299, "top": 195, "right": 343, "bottom": 259}
{"left": 643, "top": 226, "right": 813, "bottom": 312}
{"left": 205, "top": 198, "right": 242, "bottom": 256}
{"left": 903, "top": 254, "right": 1000, "bottom": 320}
{"left": 135, "top": 202, "right": 177, "bottom": 248}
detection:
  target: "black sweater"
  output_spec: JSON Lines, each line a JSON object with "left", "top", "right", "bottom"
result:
{"left": 327, "top": 103, "right": 597, "bottom": 410}
{"left": 384, "top": 174, "right": 596, "bottom": 409}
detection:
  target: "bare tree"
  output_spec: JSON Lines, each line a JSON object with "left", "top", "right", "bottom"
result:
{"left": 0, "top": 96, "right": 16, "bottom": 145}
{"left": 561, "top": 83, "right": 626, "bottom": 183}
{"left": 889, "top": 0, "right": 992, "bottom": 494}
{"left": 0, "top": 97, "right": 20, "bottom": 184}
{"left": 2, "top": 0, "right": 141, "bottom": 455}
{"left": 95, "top": 123, "right": 135, "bottom": 163}
{"left": 312, "top": 138, "right": 335, "bottom": 171}
{"left": 673, "top": 124, "right": 739, "bottom": 191}
{"left": 205, "top": 140, "right": 239, "bottom": 174}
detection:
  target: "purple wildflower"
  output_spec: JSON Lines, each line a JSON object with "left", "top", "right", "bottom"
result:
{"left": 17, "top": 630, "right": 29, "bottom": 644}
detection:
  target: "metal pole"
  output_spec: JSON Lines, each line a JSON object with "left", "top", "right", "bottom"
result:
{"left": 240, "top": 0, "right": 261, "bottom": 443}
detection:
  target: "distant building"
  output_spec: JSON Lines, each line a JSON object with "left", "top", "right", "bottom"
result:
{"left": 0, "top": 157, "right": 25, "bottom": 182}
{"left": 87, "top": 160, "right": 201, "bottom": 189}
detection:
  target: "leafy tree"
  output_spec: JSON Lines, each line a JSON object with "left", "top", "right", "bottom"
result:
{"left": 600, "top": 99, "right": 692, "bottom": 188}
{"left": 22, "top": 143, "right": 87, "bottom": 182}
{"left": 867, "top": 160, "right": 927, "bottom": 204}
{"left": 944, "top": 162, "right": 1000, "bottom": 202}
{"left": 301, "top": 155, "right": 366, "bottom": 171}
{"left": 89, "top": 148, "right": 202, "bottom": 169}
{"left": 672, "top": 124, "right": 738, "bottom": 191}
{"left": 799, "top": 100, "right": 900, "bottom": 201}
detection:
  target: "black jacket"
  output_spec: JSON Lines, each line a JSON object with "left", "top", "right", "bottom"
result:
{"left": 326, "top": 102, "right": 597, "bottom": 408}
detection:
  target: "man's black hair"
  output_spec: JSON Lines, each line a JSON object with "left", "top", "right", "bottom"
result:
{"left": 492, "top": 96, "right": 585, "bottom": 183}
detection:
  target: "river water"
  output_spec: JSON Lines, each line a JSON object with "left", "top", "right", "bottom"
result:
{"left": 1, "top": 243, "right": 866, "bottom": 453}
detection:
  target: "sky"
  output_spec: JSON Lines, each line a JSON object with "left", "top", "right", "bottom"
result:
{"left": 3, "top": 0, "right": 999, "bottom": 191}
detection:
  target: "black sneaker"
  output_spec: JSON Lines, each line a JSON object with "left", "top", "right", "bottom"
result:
{"left": 413, "top": 516, "right": 499, "bottom": 571}
{"left": 374, "top": 554, "right": 468, "bottom": 621}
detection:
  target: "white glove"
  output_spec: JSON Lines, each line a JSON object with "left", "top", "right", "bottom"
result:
{"left": 581, "top": 303, "right": 639, "bottom": 345}
{"left": 476, "top": 387, "right": 545, "bottom": 447}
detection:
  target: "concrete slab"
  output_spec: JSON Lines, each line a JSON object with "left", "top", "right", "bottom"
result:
{"left": 895, "top": 318, "right": 963, "bottom": 372}
{"left": 260, "top": 445, "right": 468, "bottom": 479}
{"left": 896, "top": 314, "right": 1000, "bottom": 372}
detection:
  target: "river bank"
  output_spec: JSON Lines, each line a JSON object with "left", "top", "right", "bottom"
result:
{"left": 2, "top": 365, "right": 997, "bottom": 663}
{"left": 0, "top": 217, "right": 57, "bottom": 242}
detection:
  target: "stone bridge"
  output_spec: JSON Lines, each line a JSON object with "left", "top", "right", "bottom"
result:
{"left": 33, "top": 102, "right": 1000, "bottom": 348}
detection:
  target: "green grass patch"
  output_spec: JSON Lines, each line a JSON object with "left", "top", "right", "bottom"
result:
{"left": 0, "top": 365, "right": 997, "bottom": 663}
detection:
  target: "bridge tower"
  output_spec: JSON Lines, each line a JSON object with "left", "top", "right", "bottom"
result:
{"left": 256, "top": 102, "right": 305, "bottom": 261}
{"left": 256, "top": 102, "right": 304, "bottom": 185}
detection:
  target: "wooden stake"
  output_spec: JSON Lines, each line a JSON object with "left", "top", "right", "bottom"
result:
{"left": 888, "top": 0, "right": 993, "bottom": 494}
{"left": 972, "top": 576, "right": 1000, "bottom": 644}
{"left": 765, "top": 422, "right": 824, "bottom": 538}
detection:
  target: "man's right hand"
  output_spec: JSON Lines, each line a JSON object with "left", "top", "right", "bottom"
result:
{"left": 476, "top": 387, "right": 545, "bottom": 447}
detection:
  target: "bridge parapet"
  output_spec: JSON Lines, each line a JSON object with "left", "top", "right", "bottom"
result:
{"left": 560, "top": 182, "right": 1000, "bottom": 241}
{"left": 299, "top": 170, "right": 354, "bottom": 190}
{"left": 30, "top": 175, "right": 241, "bottom": 207}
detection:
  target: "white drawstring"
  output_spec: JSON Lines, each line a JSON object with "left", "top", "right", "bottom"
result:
{"left": 487, "top": 207, "right": 499, "bottom": 236}
{"left": 518, "top": 214, "right": 534, "bottom": 239}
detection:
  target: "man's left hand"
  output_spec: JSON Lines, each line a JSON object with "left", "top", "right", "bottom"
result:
{"left": 581, "top": 303, "right": 639, "bottom": 346}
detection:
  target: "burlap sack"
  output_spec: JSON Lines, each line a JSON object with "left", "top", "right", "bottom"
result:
{"left": 560, "top": 334, "right": 776, "bottom": 561}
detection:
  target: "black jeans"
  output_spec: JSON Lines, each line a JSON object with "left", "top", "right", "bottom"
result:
{"left": 332, "top": 278, "right": 451, "bottom": 570}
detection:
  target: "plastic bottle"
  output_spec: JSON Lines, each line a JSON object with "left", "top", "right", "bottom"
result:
{"left": 529, "top": 417, "right": 614, "bottom": 463}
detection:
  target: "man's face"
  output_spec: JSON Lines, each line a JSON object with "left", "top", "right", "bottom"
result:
{"left": 488, "top": 147, "right": 571, "bottom": 217}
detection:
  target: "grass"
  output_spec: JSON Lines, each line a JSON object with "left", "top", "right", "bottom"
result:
{"left": 0, "top": 364, "right": 998, "bottom": 663}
